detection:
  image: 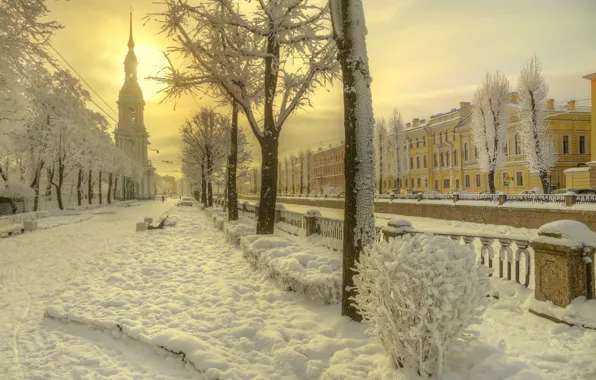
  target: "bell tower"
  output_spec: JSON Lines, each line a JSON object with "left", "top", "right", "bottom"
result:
{"left": 114, "top": 11, "right": 155, "bottom": 198}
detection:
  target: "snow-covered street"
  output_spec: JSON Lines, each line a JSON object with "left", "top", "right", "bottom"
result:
{"left": 1, "top": 203, "right": 595, "bottom": 379}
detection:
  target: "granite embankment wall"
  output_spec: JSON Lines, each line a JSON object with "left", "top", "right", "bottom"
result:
{"left": 238, "top": 195, "right": 596, "bottom": 230}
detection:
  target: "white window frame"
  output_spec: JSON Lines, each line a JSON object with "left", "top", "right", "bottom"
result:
{"left": 515, "top": 171, "right": 524, "bottom": 187}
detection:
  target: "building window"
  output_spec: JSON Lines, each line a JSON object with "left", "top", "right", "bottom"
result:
{"left": 423, "top": 155, "right": 427, "bottom": 168}
{"left": 423, "top": 136, "right": 426, "bottom": 146}
{"left": 465, "top": 175, "right": 470, "bottom": 188}
{"left": 409, "top": 139, "right": 412, "bottom": 149}
{"left": 416, "top": 138, "right": 419, "bottom": 148}
{"left": 515, "top": 133, "right": 522, "bottom": 155}
{"left": 453, "top": 130, "right": 456, "bottom": 141}
{"left": 410, "top": 178, "right": 414, "bottom": 188}
{"left": 456, "top": 179, "right": 460, "bottom": 189}
{"left": 417, "top": 178, "right": 421, "bottom": 188}
{"left": 433, "top": 153, "right": 437, "bottom": 167}
{"left": 445, "top": 153, "right": 450, "bottom": 167}
{"left": 409, "top": 157, "right": 413, "bottom": 169}
{"left": 416, "top": 156, "right": 420, "bottom": 169}
{"left": 424, "top": 177, "right": 428, "bottom": 188}
{"left": 516, "top": 171, "right": 524, "bottom": 187}
{"left": 502, "top": 172, "right": 510, "bottom": 186}
{"left": 440, "top": 153, "right": 444, "bottom": 167}
{"left": 129, "top": 107, "right": 136, "bottom": 123}
{"left": 433, "top": 133, "right": 436, "bottom": 144}
{"left": 475, "top": 173, "right": 481, "bottom": 188}
{"left": 443, "top": 179, "right": 450, "bottom": 189}
{"left": 463, "top": 142, "right": 469, "bottom": 161}
{"left": 453, "top": 150, "right": 458, "bottom": 166}
{"left": 434, "top": 180, "right": 439, "bottom": 189}
{"left": 440, "top": 131, "right": 443, "bottom": 143}
{"left": 580, "top": 136, "right": 586, "bottom": 154}
{"left": 563, "top": 135, "right": 569, "bottom": 154}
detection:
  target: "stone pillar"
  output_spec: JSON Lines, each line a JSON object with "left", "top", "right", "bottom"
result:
{"left": 498, "top": 192, "right": 507, "bottom": 206}
{"left": 24, "top": 220, "right": 37, "bottom": 232}
{"left": 565, "top": 193, "right": 576, "bottom": 207}
{"left": 136, "top": 222, "right": 147, "bottom": 232}
{"left": 144, "top": 217, "right": 153, "bottom": 224}
{"left": 417, "top": 193, "right": 423, "bottom": 202}
{"left": 382, "top": 219, "right": 414, "bottom": 242}
{"left": 275, "top": 204, "right": 285, "bottom": 223}
{"left": 530, "top": 221, "right": 595, "bottom": 307}
{"left": 242, "top": 203, "right": 247, "bottom": 213}
{"left": 453, "top": 192, "right": 459, "bottom": 203}
{"left": 304, "top": 209, "right": 321, "bottom": 236}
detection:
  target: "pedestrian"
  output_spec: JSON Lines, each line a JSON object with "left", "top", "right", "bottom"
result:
{"left": 162, "top": 195, "right": 165, "bottom": 203}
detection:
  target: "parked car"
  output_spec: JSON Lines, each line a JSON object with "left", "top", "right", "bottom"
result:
{"left": 177, "top": 196, "right": 196, "bottom": 206}
{"left": 552, "top": 188, "right": 577, "bottom": 194}
{"left": 519, "top": 188, "right": 544, "bottom": 195}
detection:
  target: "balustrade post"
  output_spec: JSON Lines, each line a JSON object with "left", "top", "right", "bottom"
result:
{"left": 304, "top": 209, "right": 321, "bottom": 237}
{"left": 453, "top": 192, "right": 459, "bottom": 203}
{"left": 382, "top": 219, "right": 414, "bottom": 241}
{"left": 498, "top": 192, "right": 507, "bottom": 206}
{"left": 479, "top": 237, "right": 495, "bottom": 275}
{"left": 530, "top": 221, "right": 596, "bottom": 307}
{"left": 565, "top": 192, "right": 576, "bottom": 207}
{"left": 242, "top": 203, "right": 247, "bottom": 213}
{"left": 417, "top": 193, "right": 423, "bottom": 202}
{"left": 274, "top": 204, "right": 285, "bottom": 224}
{"left": 254, "top": 202, "right": 260, "bottom": 219}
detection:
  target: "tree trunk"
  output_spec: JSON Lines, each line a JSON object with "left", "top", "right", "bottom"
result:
{"left": 488, "top": 169, "right": 496, "bottom": 193}
{"left": 227, "top": 103, "right": 239, "bottom": 221}
{"left": 379, "top": 143, "right": 383, "bottom": 193}
{"left": 307, "top": 158, "right": 311, "bottom": 194}
{"left": 31, "top": 162, "right": 44, "bottom": 212}
{"left": 46, "top": 166, "right": 53, "bottom": 198}
{"left": 539, "top": 171, "right": 550, "bottom": 194}
{"left": 333, "top": 0, "right": 376, "bottom": 322}
{"left": 77, "top": 168, "right": 83, "bottom": 206}
{"left": 88, "top": 169, "right": 93, "bottom": 205}
{"left": 107, "top": 173, "right": 112, "bottom": 204}
{"left": 53, "top": 164, "right": 65, "bottom": 210}
{"left": 257, "top": 135, "right": 279, "bottom": 234}
{"left": 201, "top": 158, "right": 207, "bottom": 207}
{"left": 300, "top": 161, "right": 304, "bottom": 194}
{"left": 98, "top": 171, "right": 103, "bottom": 204}
{"left": 207, "top": 153, "right": 213, "bottom": 207}
{"left": 0, "top": 164, "right": 8, "bottom": 190}
{"left": 113, "top": 176, "right": 118, "bottom": 201}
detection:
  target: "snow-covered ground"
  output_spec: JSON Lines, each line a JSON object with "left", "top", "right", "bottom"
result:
{"left": 1, "top": 202, "right": 595, "bottom": 379}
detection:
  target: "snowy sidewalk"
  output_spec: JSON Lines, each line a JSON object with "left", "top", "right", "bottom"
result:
{"left": 1, "top": 205, "right": 595, "bottom": 379}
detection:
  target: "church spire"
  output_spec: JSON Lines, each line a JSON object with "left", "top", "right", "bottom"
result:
{"left": 128, "top": 9, "right": 135, "bottom": 50}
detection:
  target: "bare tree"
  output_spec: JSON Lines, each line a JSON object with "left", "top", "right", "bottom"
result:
{"left": 471, "top": 71, "right": 510, "bottom": 193}
{"left": 329, "top": 0, "right": 376, "bottom": 321}
{"left": 299, "top": 151, "right": 305, "bottom": 194}
{"left": 517, "top": 56, "right": 556, "bottom": 194}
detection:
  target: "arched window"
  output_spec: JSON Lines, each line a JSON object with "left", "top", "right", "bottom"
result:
{"left": 129, "top": 107, "right": 136, "bottom": 123}
{"left": 463, "top": 142, "right": 469, "bottom": 161}
{"left": 433, "top": 133, "right": 436, "bottom": 144}
{"left": 453, "top": 150, "right": 458, "bottom": 166}
{"left": 440, "top": 153, "right": 444, "bottom": 167}
{"left": 433, "top": 153, "right": 438, "bottom": 167}
{"left": 515, "top": 133, "right": 522, "bottom": 155}
{"left": 445, "top": 152, "right": 450, "bottom": 167}
{"left": 422, "top": 136, "right": 426, "bottom": 146}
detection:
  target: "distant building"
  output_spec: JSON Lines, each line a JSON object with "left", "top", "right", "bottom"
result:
{"left": 313, "top": 144, "right": 345, "bottom": 193}
{"left": 113, "top": 12, "right": 156, "bottom": 198}
{"left": 376, "top": 95, "right": 591, "bottom": 194}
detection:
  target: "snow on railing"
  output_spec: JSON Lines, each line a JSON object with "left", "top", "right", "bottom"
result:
{"left": 422, "top": 193, "right": 453, "bottom": 201}
{"left": 505, "top": 194, "right": 566, "bottom": 204}
{"left": 458, "top": 193, "right": 499, "bottom": 202}
{"left": 391, "top": 194, "right": 419, "bottom": 200}
{"left": 280, "top": 210, "right": 304, "bottom": 229}
{"left": 575, "top": 194, "right": 596, "bottom": 204}
{"left": 315, "top": 216, "right": 344, "bottom": 250}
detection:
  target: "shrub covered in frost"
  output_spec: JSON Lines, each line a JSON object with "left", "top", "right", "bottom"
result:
{"left": 353, "top": 233, "right": 489, "bottom": 377}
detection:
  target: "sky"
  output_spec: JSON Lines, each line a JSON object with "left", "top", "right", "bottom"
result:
{"left": 46, "top": 0, "right": 596, "bottom": 178}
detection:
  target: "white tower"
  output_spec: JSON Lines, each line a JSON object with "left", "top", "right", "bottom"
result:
{"left": 114, "top": 12, "right": 155, "bottom": 198}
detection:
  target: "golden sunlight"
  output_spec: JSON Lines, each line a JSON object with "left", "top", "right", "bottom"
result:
{"left": 133, "top": 43, "right": 168, "bottom": 101}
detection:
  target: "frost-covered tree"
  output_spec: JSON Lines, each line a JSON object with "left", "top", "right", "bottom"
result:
{"left": 389, "top": 108, "right": 405, "bottom": 190}
{"left": 329, "top": 0, "right": 376, "bottom": 321}
{"left": 517, "top": 56, "right": 556, "bottom": 194}
{"left": 152, "top": 0, "right": 338, "bottom": 234}
{"left": 376, "top": 118, "right": 387, "bottom": 194}
{"left": 471, "top": 71, "right": 510, "bottom": 193}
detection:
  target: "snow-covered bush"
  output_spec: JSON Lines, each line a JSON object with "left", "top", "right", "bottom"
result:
{"left": 353, "top": 233, "right": 489, "bottom": 377}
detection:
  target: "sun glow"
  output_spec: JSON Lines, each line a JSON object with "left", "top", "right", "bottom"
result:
{"left": 132, "top": 43, "right": 168, "bottom": 101}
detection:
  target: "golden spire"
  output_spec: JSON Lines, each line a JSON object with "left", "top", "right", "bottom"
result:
{"left": 128, "top": 8, "right": 135, "bottom": 50}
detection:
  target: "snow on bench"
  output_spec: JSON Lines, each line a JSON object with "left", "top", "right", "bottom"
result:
{"left": 0, "top": 217, "right": 25, "bottom": 236}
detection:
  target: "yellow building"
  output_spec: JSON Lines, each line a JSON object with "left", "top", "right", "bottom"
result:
{"left": 380, "top": 96, "right": 591, "bottom": 194}
{"left": 312, "top": 144, "right": 345, "bottom": 193}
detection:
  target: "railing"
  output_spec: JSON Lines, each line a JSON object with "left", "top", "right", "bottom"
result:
{"left": 422, "top": 193, "right": 453, "bottom": 201}
{"left": 575, "top": 194, "right": 596, "bottom": 204}
{"left": 505, "top": 194, "right": 566, "bottom": 204}
{"left": 458, "top": 193, "right": 499, "bottom": 202}
{"left": 280, "top": 210, "right": 304, "bottom": 229}
{"left": 244, "top": 203, "right": 256, "bottom": 218}
{"left": 315, "top": 216, "right": 344, "bottom": 250}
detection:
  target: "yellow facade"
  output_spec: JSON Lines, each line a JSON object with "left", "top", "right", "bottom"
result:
{"left": 387, "top": 96, "right": 591, "bottom": 194}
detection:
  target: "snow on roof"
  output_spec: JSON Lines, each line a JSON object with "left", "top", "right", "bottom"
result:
{"left": 563, "top": 167, "right": 590, "bottom": 173}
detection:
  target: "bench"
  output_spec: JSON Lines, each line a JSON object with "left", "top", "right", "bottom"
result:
{"left": 0, "top": 218, "right": 25, "bottom": 237}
